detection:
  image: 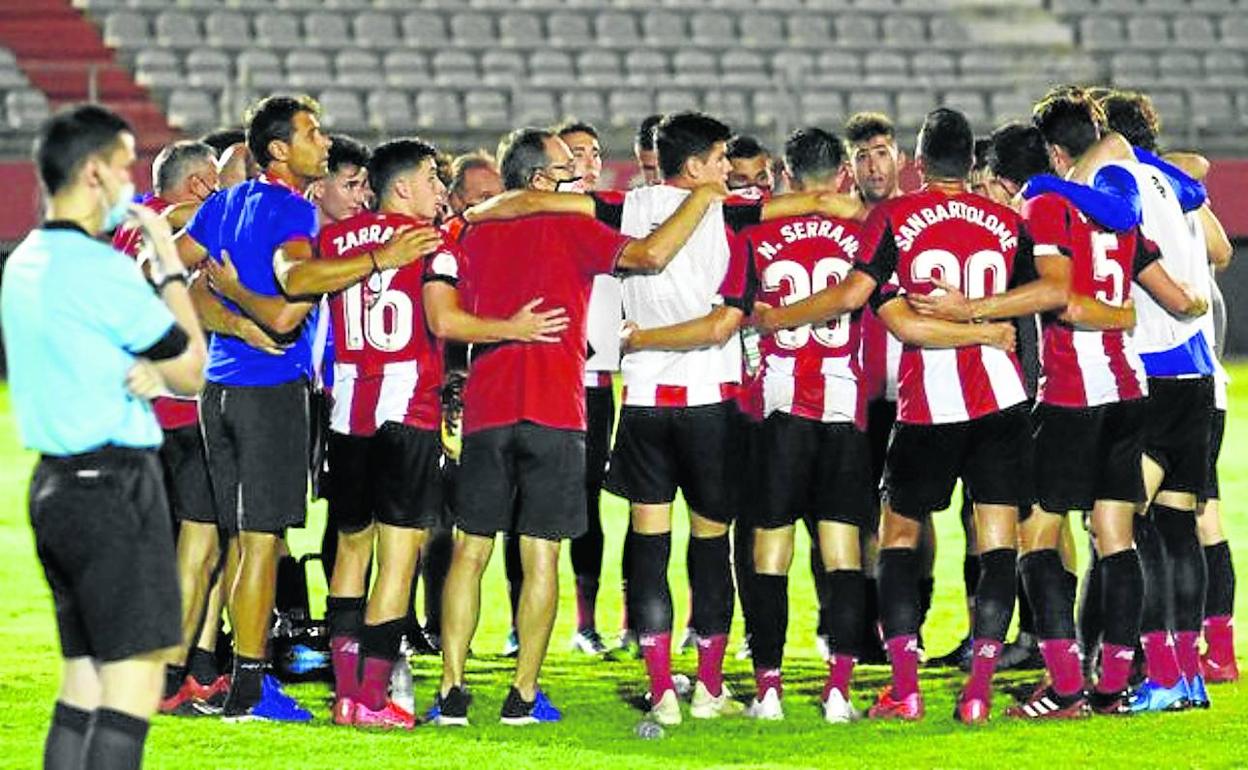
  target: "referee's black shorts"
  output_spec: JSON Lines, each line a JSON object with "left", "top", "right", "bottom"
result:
{"left": 30, "top": 447, "right": 181, "bottom": 662}
{"left": 159, "top": 424, "right": 217, "bottom": 525}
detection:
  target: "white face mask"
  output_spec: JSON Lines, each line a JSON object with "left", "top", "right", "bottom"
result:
{"left": 101, "top": 179, "right": 135, "bottom": 232}
{"left": 555, "top": 177, "right": 586, "bottom": 193}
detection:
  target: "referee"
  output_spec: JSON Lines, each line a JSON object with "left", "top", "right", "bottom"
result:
{"left": 2, "top": 105, "right": 205, "bottom": 769}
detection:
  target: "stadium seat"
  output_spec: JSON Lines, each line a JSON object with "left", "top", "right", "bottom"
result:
{"left": 304, "top": 12, "right": 351, "bottom": 48}
{"left": 464, "top": 90, "right": 510, "bottom": 130}
{"left": 812, "top": 49, "right": 863, "bottom": 89}
{"left": 607, "top": 90, "right": 653, "bottom": 127}
{"left": 1110, "top": 51, "right": 1158, "bottom": 87}
{"left": 255, "top": 12, "right": 302, "bottom": 47}
{"left": 912, "top": 50, "right": 958, "bottom": 87}
{"left": 598, "top": 12, "right": 643, "bottom": 46}
{"left": 166, "top": 89, "right": 217, "bottom": 130}
{"left": 366, "top": 89, "right": 413, "bottom": 131}
{"left": 928, "top": 16, "right": 964, "bottom": 44}
{"left": 1189, "top": 91, "right": 1237, "bottom": 132}
{"left": 1099, "top": 0, "right": 1141, "bottom": 11}
{"left": 237, "top": 50, "right": 284, "bottom": 90}
{"left": 739, "top": 13, "right": 785, "bottom": 47}
{"left": 941, "top": 90, "right": 988, "bottom": 127}
{"left": 642, "top": 10, "right": 687, "bottom": 45}
{"left": 847, "top": 91, "right": 893, "bottom": 118}
{"left": 204, "top": 11, "right": 252, "bottom": 49}
{"left": 1146, "top": 91, "right": 1186, "bottom": 126}
{"left": 895, "top": 90, "right": 937, "bottom": 128}
{"left": 382, "top": 50, "right": 429, "bottom": 88}
{"left": 701, "top": 91, "right": 748, "bottom": 128}
{"left": 720, "top": 50, "right": 771, "bottom": 87}
{"left": 672, "top": 49, "right": 718, "bottom": 87}
{"left": 750, "top": 90, "right": 793, "bottom": 128}
{"left": 399, "top": 11, "right": 445, "bottom": 48}
{"left": 547, "top": 12, "right": 593, "bottom": 46}
{"left": 1126, "top": 16, "right": 1170, "bottom": 47}
{"left": 879, "top": 15, "right": 922, "bottom": 44}
{"left": 334, "top": 49, "right": 381, "bottom": 89}
{"left": 690, "top": 12, "right": 736, "bottom": 47}
{"left": 103, "top": 11, "right": 150, "bottom": 48}
{"left": 772, "top": 50, "right": 814, "bottom": 84}
{"left": 857, "top": 0, "right": 899, "bottom": 10}
{"left": 186, "top": 49, "right": 231, "bottom": 89}
{"left": 5, "top": 89, "right": 50, "bottom": 130}
{"left": 786, "top": 14, "right": 834, "bottom": 46}
{"left": 1173, "top": 15, "right": 1217, "bottom": 46}
{"left": 414, "top": 90, "right": 464, "bottom": 130}
{"left": 989, "top": 91, "right": 1033, "bottom": 125}
{"left": 1080, "top": 16, "right": 1125, "bottom": 50}
{"left": 287, "top": 51, "right": 336, "bottom": 91}
{"left": 561, "top": 90, "right": 607, "bottom": 123}
{"left": 319, "top": 89, "right": 370, "bottom": 133}
{"left": 657, "top": 89, "right": 701, "bottom": 114}
{"left": 625, "top": 50, "right": 670, "bottom": 85}
{"left": 529, "top": 50, "right": 577, "bottom": 88}
{"left": 498, "top": 13, "right": 542, "bottom": 46}
{"left": 1222, "top": 15, "right": 1248, "bottom": 46}
{"left": 451, "top": 13, "right": 496, "bottom": 45}
{"left": 1205, "top": 50, "right": 1248, "bottom": 85}
{"left": 134, "top": 49, "right": 182, "bottom": 89}
{"left": 512, "top": 90, "right": 557, "bottom": 126}
{"left": 433, "top": 50, "right": 481, "bottom": 88}
{"left": 481, "top": 50, "right": 527, "bottom": 86}
{"left": 1157, "top": 51, "right": 1202, "bottom": 84}
{"left": 799, "top": 91, "right": 845, "bottom": 126}
{"left": 864, "top": 50, "right": 909, "bottom": 86}
{"left": 154, "top": 11, "right": 201, "bottom": 49}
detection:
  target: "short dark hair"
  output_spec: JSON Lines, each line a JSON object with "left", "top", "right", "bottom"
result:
{"left": 844, "top": 112, "right": 895, "bottom": 147}
{"left": 498, "top": 127, "right": 555, "bottom": 190}
{"left": 34, "top": 103, "right": 132, "bottom": 196}
{"left": 972, "top": 137, "right": 993, "bottom": 173}
{"left": 726, "top": 135, "right": 769, "bottom": 161}
{"left": 634, "top": 113, "right": 663, "bottom": 151}
{"left": 989, "top": 123, "right": 1052, "bottom": 187}
{"left": 367, "top": 137, "right": 439, "bottom": 201}
{"left": 199, "top": 127, "right": 245, "bottom": 156}
{"left": 1033, "top": 91, "right": 1103, "bottom": 159}
{"left": 244, "top": 94, "right": 321, "bottom": 169}
{"left": 555, "top": 120, "right": 599, "bottom": 140}
{"left": 1100, "top": 90, "right": 1161, "bottom": 152}
{"left": 152, "top": 140, "right": 216, "bottom": 197}
{"left": 655, "top": 111, "right": 732, "bottom": 179}
{"left": 918, "top": 108, "right": 974, "bottom": 180}
{"left": 783, "top": 127, "right": 844, "bottom": 184}
{"left": 450, "top": 150, "right": 498, "bottom": 196}
{"left": 327, "top": 134, "right": 370, "bottom": 176}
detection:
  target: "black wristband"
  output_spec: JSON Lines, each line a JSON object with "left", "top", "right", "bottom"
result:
{"left": 155, "top": 273, "right": 188, "bottom": 292}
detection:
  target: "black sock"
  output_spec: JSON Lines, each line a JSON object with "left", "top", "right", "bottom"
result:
{"left": 621, "top": 528, "right": 635, "bottom": 633}
{"left": 1134, "top": 514, "right": 1170, "bottom": 634}
{"left": 878, "top": 548, "right": 922, "bottom": 639}
{"left": 918, "top": 576, "right": 935, "bottom": 629}
{"left": 82, "top": 708, "right": 149, "bottom": 770}
{"left": 274, "top": 554, "right": 305, "bottom": 615}
{"left": 43, "top": 702, "right": 90, "bottom": 770}
{"left": 1099, "top": 549, "right": 1144, "bottom": 648}
{"left": 570, "top": 491, "right": 605, "bottom": 578}
{"left": 225, "top": 656, "right": 266, "bottom": 712}
{"left": 627, "top": 532, "right": 673, "bottom": 635}
{"left": 1153, "top": 504, "right": 1206, "bottom": 632}
{"left": 163, "top": 664, "right": 187, "bottom": 699}
{"left": 748, "top": 573, "right": 788, "bottom": 670}
{"left": 1204, "top": 542, "right": 1236, "bottom": 618}
{"left": 326, "top": 595, "right": 365, "bottom": 639}
{"left": 733, "top": 523, "right": 755, "bottom": 638}
{"left": 823, "top": 570, "right": 866, "bottom": 658}
{"left": 1020, "top": 549, "right": 1076, "bottom": 641}
{"left": 963, "top": 555, "right": 981, "bottom": 612}
{"left": 1078, "top": 546, "right": 1103, "bottom": 655}
{"left": 422, "top": 526, "right": 453, "bottom": 636}
{"left": 574, "top": 576, "right": 600, "bottom": 634}
{"left": 861, "top": 576, "right": 882, "bottom": 648}
{"left": 504, "top": 533, "right": 523, "bottom": 625}
{"left": 187, "top": 646, "right": 219, "bottom": 686}
{"left": 1016, "top": 572, "right": 1036, "bottom": 636}
{"left": 688, "top": 534, "right": 734, "bottom": 637}
{"left": 811, "top": 543, "right": 832, "bottom": 640}
{"left": 361, "top": 618, "right": 406, "bottom": 661}
{"left": 973, "top": 548, "right": 1018, "bottom": 642}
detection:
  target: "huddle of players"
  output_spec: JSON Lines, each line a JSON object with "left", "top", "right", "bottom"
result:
{"left": 131, "top": 83, "right": 1234, "bottom": 731}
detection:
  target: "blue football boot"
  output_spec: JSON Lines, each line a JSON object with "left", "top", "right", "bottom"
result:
{"left": 1185, "top": 675, "right": 1211, "bottom": 709}
{"left": 223, "top": 676, "right": 313, "bottom": 722}
{"left": 1128, "top": 678, "right": 1190, "bottom": 713}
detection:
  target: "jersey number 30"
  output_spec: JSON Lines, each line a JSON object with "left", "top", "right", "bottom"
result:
{"left": 910, "top": 249, "right": 1008, "bottom": 299}
{"left": 763, "top": 257, "right": 851, "bottom": 349}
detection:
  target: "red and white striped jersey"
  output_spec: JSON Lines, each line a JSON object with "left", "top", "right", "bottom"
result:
{"left": 855, "top": 187, "right": 1032, "bottom": 425}
{"left": 859, "top": 293, "right": 902, "bottom": 403}
{"left": 112, "top": 195, "right": 201, "bottom": 431}
{"left": 740, "top": 214, "right": 867, "bottom": 428}
{"left": 317, "top": 211, "right": 445, "bottom": 435}
{"left": 1023, "top": 192, "right": 1151, "bottom": 408}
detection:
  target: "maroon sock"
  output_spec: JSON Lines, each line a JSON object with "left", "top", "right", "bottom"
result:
{"left": 1174, "top": 631, "right": 1201, "bottom": 680}
{"left": 1141, "top": 631, "right": 1181, "bottom": 687}
{"left": 357, "top": 656, "right": 393, "bottom": 712}
{"left": 696, "top": 634, "right": 728, "bottom": 697}
{"left": 1098, "top": 643, "right": 1136, "bottom": 694}
{"left": 1039, "top": 638, "right": 1085, "bottom": 697}
{"left": 824, "top": 654, "right": 855, "bottom": 701}
{"left": 331, "top": 635, "right": 359, "bottom": 701}
{"left": 640, "top": 633, "right": 674, "bottom": 703}
{"left": 1203, "top": 616, "right": 1234, "bottom": 662}
{"left": 885, "top": 635, "right": 920, "bottom": 699}
{"left": 754, "top": 667, "right": 782, "bottom": 700}
{"left": 963, "top": 638, "right": 1003, "bottom": 702}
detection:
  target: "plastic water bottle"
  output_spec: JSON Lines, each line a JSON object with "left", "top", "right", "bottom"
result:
{"left": 634, "top": 720, "right": 665, "bottom": 740}
{"left": 390, "top": 655, "right": 415, "bottom": 715}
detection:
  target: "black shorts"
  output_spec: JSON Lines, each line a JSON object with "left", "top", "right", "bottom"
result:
{"left": 1031, "top": 400, "right": 1146, "bottom": 515}
{"left": 749, "top": 411, "right": 873, "bottom": 530}
{"left": 867, "top": 398, "right": 897, "bottom": 489}
{"left": 327, "top": 423, "right": 444, "bottom": 533}
{"left": 30, "top": 447, "right": 181, "bottom": 662}
{"left": 200, "top": 379, "right": 309, "bottom": 535}
{"left": 456, "top": 422, "right": 586, "bottom": 540}
{"left": 885, "top": 403, "right": 1034, "bottom": 521}
{"left": 586, "top": 385, "right": 615, "bottom": 492}
{"left": 1205, "top": 408, "right": 1226, "bottom": 501}
{"left": 159, "top": 425, "right": 216, "bottom": 524}
{"left": 1142, "top": 376, "right": 1215, "bottom": 495}
{"left": 605, "top": 401, "right": 741, "bottom": 523}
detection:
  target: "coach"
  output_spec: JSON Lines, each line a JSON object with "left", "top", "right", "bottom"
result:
{"left": 2, "top": 105, "right": 205, "bottom": 769}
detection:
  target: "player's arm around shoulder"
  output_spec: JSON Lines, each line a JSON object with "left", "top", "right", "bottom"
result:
{"left": 877, "top": 294, "right": 1015, "bottom": 352}
{"left": 463, "top": 190, "right": 596, "bottom": 223}
{"left": 616, "top": 183, "right": 726, "bottom": 273}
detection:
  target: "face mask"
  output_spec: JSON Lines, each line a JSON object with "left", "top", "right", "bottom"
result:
{"left": 555, "top": 177, "right": 585, "bottom": 193}
{"left": 102, "top": 180, "right": 135, "bottom": 232}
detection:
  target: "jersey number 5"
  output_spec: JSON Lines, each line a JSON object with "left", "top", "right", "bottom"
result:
{"left": 1089, "top": 232, "right": 1126, "bottom": 306}
{"left": 763, "top": 257, "right": 852, "bottom": 350}
{"left": 342, "top": 273, "right": 414, "bottom": 352}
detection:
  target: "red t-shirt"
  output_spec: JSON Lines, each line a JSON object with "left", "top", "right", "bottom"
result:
{"left": 855, "top": 187, "right": 1034, "bottom": 425}
{"left": 458, "top": 213, "right": 628, "bottom": 435}
{"left": 1023, "top": 192, "right": 1153, "bottom": 408}
{"left": 317, "top": 211, "right": 445, "bottom": 434}
{"left": 112, "top": 195, "right": 200, "bottom": 431}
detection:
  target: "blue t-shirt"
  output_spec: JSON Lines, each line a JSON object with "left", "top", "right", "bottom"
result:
{"left": 187, "top": 177, "right": 318, "bottom": 386}
{"left": 1, "top": 224, "right": 175, "bottom": 455}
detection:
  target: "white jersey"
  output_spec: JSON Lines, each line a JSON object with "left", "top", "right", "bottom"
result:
{"left": 618, "top": 185, "right": 744, "bottom": 407}
{"left": 584, "top": 274, "right": 622, "bottom": 386}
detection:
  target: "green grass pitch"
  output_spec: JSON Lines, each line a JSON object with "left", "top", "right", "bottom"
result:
{"left": 1, "top": 367, "right": 1246, "bottom": 770}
